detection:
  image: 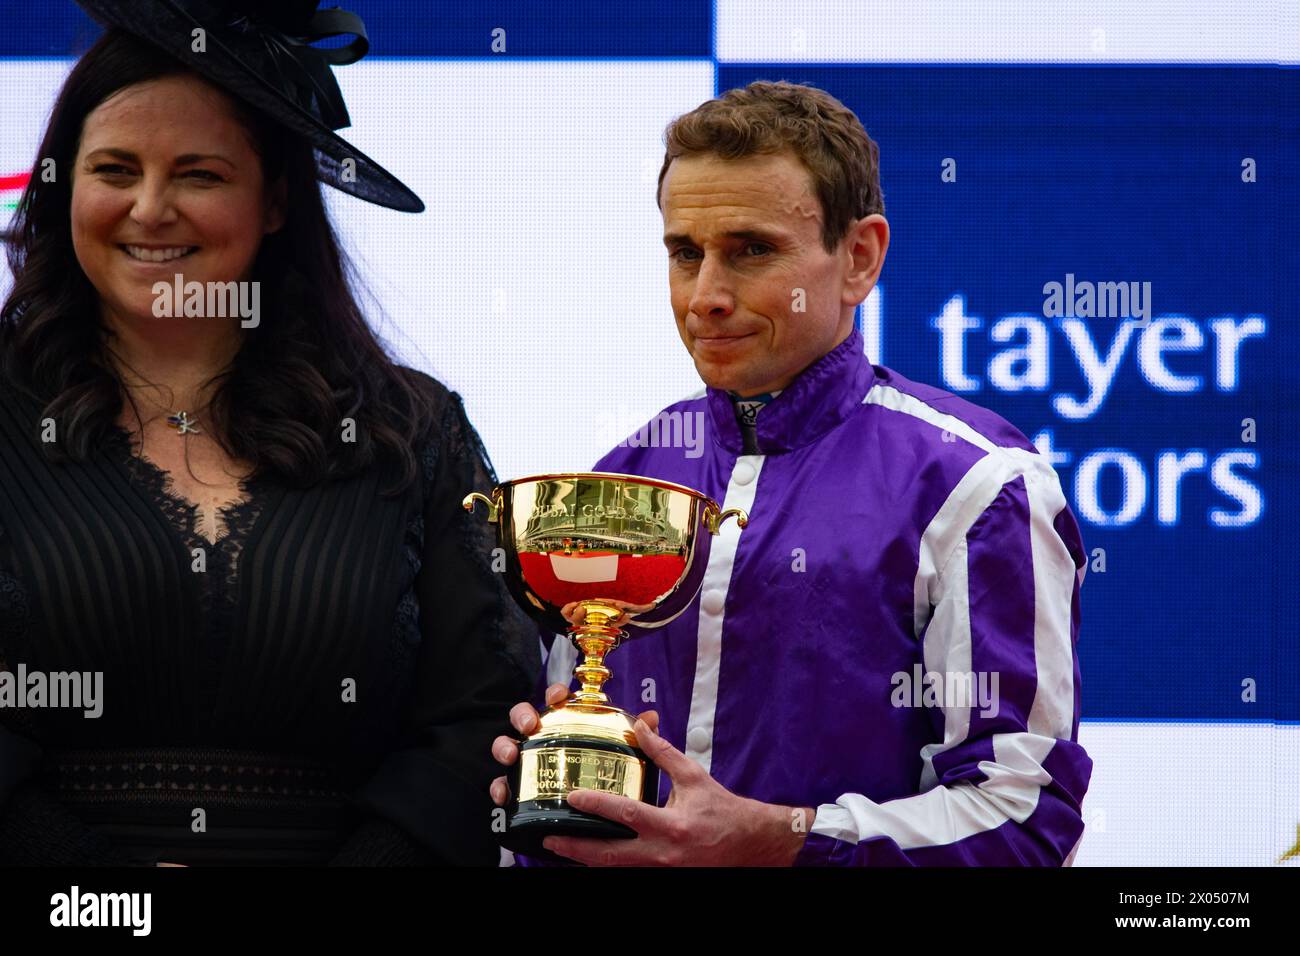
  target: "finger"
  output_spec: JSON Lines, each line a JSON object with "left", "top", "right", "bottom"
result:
{"left": 492, "top": 735, "right": 520, "bottom": 766}
{"left": 634, "top": 709, "right": 660, "bottom": 733}
{"left": 633, "top": 718, "right": 703, "bottom": 784}
{"left": 565, "top": 788, "right": 672, "bottom": 839}
{"left": 508, "top": 701, "right": 540, "bottom": 734}
{"left": 490, "top": 775, "right": 510, "bottom": 806}
{"left": 544, "top": 683, "right": 570, "bottom": 707}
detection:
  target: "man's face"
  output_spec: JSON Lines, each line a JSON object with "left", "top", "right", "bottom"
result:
{"left": 660, "top": 150, "right": 870, "bottom": 397}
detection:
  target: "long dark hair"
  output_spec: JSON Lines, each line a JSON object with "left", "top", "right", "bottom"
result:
{"left": 0, "top": 28, "right": 437, "bottom": 495}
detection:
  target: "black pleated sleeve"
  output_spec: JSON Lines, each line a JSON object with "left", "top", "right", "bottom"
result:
{"left": 344, "top": 388, "right": 539, "bottom": 865}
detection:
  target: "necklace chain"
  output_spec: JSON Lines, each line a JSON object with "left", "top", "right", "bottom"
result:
{"left": 123, "top": 383, "right": 204, "bottom": 437}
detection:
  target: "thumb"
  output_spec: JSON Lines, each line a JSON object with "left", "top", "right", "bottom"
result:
{"left": 634, "top": 709, "right": 659, "bottom": 733}
{"left": 633, "top": 718, "right": 702, "bottom": 784}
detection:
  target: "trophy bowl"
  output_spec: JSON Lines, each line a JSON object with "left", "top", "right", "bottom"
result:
{"left": 464, "top": 472, "right": 747, "bottom": 859}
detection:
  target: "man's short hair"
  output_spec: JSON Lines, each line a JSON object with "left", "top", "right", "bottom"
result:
{"left": 656, "top": 80, "right": 885, "bottom": 253}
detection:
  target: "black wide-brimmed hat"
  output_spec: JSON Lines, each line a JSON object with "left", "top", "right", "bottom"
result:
{"left": 74, "top": 0, "right": 424, "bottom": 212}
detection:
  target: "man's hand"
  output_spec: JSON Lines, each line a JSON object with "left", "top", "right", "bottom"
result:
{"left": 490, "top": 686, "right": 814, "bottom": 865}
{"left": 491, "top": 683, "right": 663, "bottom": 805}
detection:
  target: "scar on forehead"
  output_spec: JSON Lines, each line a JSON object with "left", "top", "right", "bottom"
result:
{"left": 782, "top": 195, "right": 822, "bottom": 221}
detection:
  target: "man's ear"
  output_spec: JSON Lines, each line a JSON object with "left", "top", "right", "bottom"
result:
{"left": 263, "top": 175, "right": 288, "bottom": 235}
{"left": 841, "top": 214, "right": 889, "bottom": 307}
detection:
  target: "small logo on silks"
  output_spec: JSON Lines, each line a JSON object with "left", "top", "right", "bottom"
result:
{"left": 1, "top": 171, "right": 31, "bottom": 211}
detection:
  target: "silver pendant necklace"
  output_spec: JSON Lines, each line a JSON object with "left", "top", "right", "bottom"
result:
{"left": 164, "top": 410, "right": 202, "bottom": 436}
{"left": 125, "top": 385, "right": 204, "bottom": 437}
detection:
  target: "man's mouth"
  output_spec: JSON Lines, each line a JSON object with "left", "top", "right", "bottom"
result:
{"left": 695, "top": 332, "right": 755, "bottom": 345}
{"left": 119, "top": 244, "right": 199, "bottom": 263}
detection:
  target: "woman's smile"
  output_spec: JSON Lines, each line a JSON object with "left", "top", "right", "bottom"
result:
{"left": 117, "top": 244, "right": 201, "bottom": 275}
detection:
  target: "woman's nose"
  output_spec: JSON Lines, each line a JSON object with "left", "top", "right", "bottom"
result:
{"left": 127, "top": 176, "right": 179, "bottom": 229}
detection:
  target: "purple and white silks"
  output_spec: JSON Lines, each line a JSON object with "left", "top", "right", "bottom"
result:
{"left": 536, "top": 327, "right": 1092, "bottom": 866}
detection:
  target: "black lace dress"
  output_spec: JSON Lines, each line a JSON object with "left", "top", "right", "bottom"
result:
{"left": 0, "top": 372, "right": 539, "bottom": 865}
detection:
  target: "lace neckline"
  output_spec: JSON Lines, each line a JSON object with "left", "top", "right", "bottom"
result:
{"left": 102, "top": 421, "right": 274, "bottom": 712}
{"left": 104, "top": 422, "right": 268, "bottom": 554}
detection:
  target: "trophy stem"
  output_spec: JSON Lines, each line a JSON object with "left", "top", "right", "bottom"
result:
{"left": 570, "top": 602, "right": 625, "bottom": 704}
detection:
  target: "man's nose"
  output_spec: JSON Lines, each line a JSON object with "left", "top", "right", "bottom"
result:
{"left": 687, "top": 254, "right": 735, "bottom": 318}
{"left": 128, "top": 176, "right": 179, "bottom": 229}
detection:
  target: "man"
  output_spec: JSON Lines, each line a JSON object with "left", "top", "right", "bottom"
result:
{"left": 491, "top": 80, "right": 1092, "bottom": 866}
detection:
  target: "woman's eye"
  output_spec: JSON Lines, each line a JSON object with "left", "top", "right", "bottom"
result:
{"left": 89, "top": 165, "right": 221, "bottom": 182}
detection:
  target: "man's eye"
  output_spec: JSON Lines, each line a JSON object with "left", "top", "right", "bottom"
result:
{"left": 670, "top": 248, "right": 701, "bottom": 262}
{"left": 743, "top": 242, "right": 773, "bottom": 256}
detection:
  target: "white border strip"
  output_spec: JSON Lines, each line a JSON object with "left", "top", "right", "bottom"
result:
{"left": 717, "top": 0, "right": 1297, "bottom": 64}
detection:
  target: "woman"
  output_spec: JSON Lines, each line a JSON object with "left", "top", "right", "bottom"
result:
{"left": 0, "top": 2, "right": 538, "bottom": 865}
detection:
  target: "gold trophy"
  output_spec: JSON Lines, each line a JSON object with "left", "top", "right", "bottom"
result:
{"left": 464, "top": 473, "right": 747, "bottom": 858}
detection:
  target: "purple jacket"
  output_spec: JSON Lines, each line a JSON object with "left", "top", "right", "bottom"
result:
{"left": 539, "top": 328, "right": 1092, "bottom": 866}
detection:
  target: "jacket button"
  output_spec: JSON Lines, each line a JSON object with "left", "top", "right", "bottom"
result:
{"left": 686, "top": 727, "right": 710, "bottom": 753}
{"left": 701, "top": 589, "right": 725, "bottom": 616}
{"left": 732, "top": 461, "right": 756, "bottom": 485}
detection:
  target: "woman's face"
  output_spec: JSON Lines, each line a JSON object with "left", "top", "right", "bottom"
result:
{"left": 70, "top": 73, "right": 286, "bottom": 329}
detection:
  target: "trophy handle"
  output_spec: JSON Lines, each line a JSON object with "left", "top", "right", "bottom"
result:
{"left": 462, "top": 491, "right": 501, "bottom": 523}
{"left": 705, "top": 505, "right": 749, "bottom": 535}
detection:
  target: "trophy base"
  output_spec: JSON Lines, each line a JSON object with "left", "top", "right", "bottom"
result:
{"left": 502, "top": 727, "right": 660, "bottom": 864}
{"left": 500, "top": 803, "right": 639, "bottom": 862}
